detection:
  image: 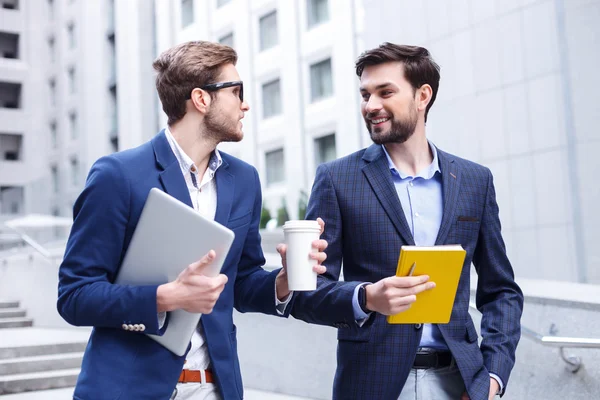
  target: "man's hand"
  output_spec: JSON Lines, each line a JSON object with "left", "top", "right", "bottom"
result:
{"left": 157, "top": 250, "right": 228, "bottom": 314}
{"left": 363, "top": 275, "right": 435, "bottom": 315}
{"left": 275, "top": 218, "right": 328, "bottom": 300}
{"left": 460, "top": 377, "right": 499, "bottom": 400}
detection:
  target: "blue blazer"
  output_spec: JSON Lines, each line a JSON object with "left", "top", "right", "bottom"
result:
{"left": 292, "top": 144, "right": 524, "bottom": 400}
{"left": 58, "top": 130, "right": 283, "bottom": 400}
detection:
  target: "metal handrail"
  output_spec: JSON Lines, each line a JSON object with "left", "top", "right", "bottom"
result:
{"left": 469, "top": 303, "right": 599, "bottom": 372}
{"left": 0, "top": 225, "right": 54, "bottom": 264}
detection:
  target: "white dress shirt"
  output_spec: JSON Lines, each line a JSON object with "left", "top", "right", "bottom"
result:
{"left": 163, "top": 128, "right": 291, "bottom": 399}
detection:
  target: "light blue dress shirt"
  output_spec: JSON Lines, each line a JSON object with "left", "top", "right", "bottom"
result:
{"left": 351, "top": 142, "right": 503, "bottom": 392}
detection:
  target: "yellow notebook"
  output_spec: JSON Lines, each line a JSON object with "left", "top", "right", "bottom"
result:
{"left": 386, "top": 245, "right": 466, "bottom": 324}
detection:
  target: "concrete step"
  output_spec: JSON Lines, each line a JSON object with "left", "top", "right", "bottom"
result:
{"left": 0, "top": 309, "right": 26, "bottom": 319}
{"left": 0, "top": 368, "right": 80, "bottom": 395}
{"left": 0, "top": 301, "right": 19, "bottom": 309}
{"left": 0, "top": 352, "right": 84, "bottom": 375}
{"left": 0, "top": 342, "right": 87, "bottom": 360}
{"left": 0, "top": 318, "right": 33, "bottom": 329}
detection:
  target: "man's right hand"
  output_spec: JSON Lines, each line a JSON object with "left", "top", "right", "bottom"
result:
{"left": 364, "top": 275, "right": 435, "bottom": 315}
{"left": 157, "top": 250, "right": 228, "bottom": 314}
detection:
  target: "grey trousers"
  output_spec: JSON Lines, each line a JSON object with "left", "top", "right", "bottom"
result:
{"left": 398, "top": 363, "right": 467, "bottom": 400}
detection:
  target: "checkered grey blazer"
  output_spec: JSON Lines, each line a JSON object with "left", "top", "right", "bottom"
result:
{"left": 292, "top": 144, "right": 523, "bottom": 400}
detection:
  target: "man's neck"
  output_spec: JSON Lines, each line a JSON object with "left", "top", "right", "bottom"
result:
{"left": 383, "top": 127, "right": 432, "bottom": 177}
{"left": 169, "top": 121, "right": 217, "bottom": 175}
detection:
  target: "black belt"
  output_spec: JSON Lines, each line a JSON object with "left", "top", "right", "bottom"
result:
{"left": 413, "top": 348, "right": 453, "bottom": 369}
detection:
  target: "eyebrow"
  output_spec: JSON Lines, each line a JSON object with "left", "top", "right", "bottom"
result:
{"left": 359, "top": 82, "right": 395, "bottom": 93}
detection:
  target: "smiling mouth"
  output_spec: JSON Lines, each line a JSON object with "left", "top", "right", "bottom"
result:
{"left": 370, "top": 117, "right": 390, "bottom": 125}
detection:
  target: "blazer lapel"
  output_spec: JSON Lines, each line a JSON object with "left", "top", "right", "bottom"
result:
{"left": 435, "top": 149, "right": 461, "bottom": 245}
{"left": 152, "top": 130, "right": 193, "bottom": 208}
{"left": 361, "top": 145, "right": 415, "bottom": 245}
{"left": 214, "top": 158, "right": 233, "bottom": 226}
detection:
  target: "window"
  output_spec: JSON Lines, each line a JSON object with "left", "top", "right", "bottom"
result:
{"left": 0, "top": 133, "right": 22, "bottom": 161}
{"left": 259, "top": 11, "right": 278, "bottom": 51}
{"left": 49, "top": 78, "right": 56, "bottom": 106}
{"left": 48, "top": 36, "right": 55, "bottom": 62}
{"left": 265, "top": 148, "right": 284, "bottom": 185}
{"left": 69, "top": 112, "right": 77, "bottom": 140}
{"left": 2, "top": 0, "right": 19, "bottom": 10}
{"left": 51, "top": 165, "right": 59, "bottom": 193}
{"left": 219, "top": 32, "right": 234, "bottom": 48}
{"left": 68, "top": 67, "right": 76, "bottom": 94}
{"left": 262, "top": 79, "right": 281, "bottom": 118}
{"left": 217, "top": 0, "right": 231, "bottom": 7}
{"left": 50, "top": 121, "right": 57, "bottom": 148}
{"left": 307, "top": 0, "right": 329, "bottom": 28}
{"left": 0, "top": 81, "right": 21, "bottom": 109}
{"left": 181, "top": 0, "right": 194, "bottom": 28}
{"left": 310, "top": 58, "right": 333, "bottom": 102}
{"left": 70, "top": 157, "right": 79, "bottom": 186}
{"left": 0, "top": 32, "right": 19, "bottom": 59}
{"left": 67, "top": 23, "right": 75, "bottom": 49}
{"left": 314, "top": 134, "right": 336, "bottom": 166}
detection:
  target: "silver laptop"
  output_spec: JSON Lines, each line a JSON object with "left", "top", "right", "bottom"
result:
{"left": 115, "top": 188, "right": 235, "bottom": 356}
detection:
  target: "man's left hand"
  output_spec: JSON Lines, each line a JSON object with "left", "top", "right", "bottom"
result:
{"left": 460, "top": 377, "right": 499, "bottom": 400}
{"left": 275, "top": 218, "right": 328, "bottom": 300}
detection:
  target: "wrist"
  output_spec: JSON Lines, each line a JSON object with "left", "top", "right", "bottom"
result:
{"left": 359, "top": 284, "right": 371, "bottom": 313}
{"left": 276, "top": 270, "right": 290, "bottom": 300}
{"left": 157, "top": 282, "right": 178, "bottom": 312}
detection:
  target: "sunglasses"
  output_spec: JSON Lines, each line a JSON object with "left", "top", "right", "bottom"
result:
{"left": 186, "top": 81, "right": 244, "bottom": 102}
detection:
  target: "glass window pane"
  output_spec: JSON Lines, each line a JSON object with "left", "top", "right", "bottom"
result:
{"left": 219, "top": 32, "right": 234, "bottom": 47}
{"left": 181, "top": 0, "right": 194, "bottom": 28}
{"left": 314, "top": 134, "right": 336, "bottom": 166}
{"left": 310, "top": 58, "right": 333, "bottom": 102}
{"left": 262, "top": 79, "right": 281, "bottom": 119}
{"left": 259, "top": 11, "right": 278, "bottom": 51}
{"left": 307, "top": 0, "right": 329, "bottom": 28}
{"left": 266, "top": 148, "right": 285, "bottom": 185}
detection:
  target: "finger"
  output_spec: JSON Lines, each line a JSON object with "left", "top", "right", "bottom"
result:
{"left": 312, "top": 239, "right": 328, "bottom": 251}
{"left": 277, "top": 243, "right": 287, "bottom": 269}
{"left": 389, "top": 275, "right": 431, "bottom": 287}
{"left": 310, "top": 251, "right": 327, "bottom": 264}
{"left": 312, "top": 264, "right": 327, "bottom": 275}
{"left": 214, "top": 273, "right": 228, "bottom": 287}
{"left": 188, "top": 250, "right": 216, "bottom": 273}
{"left": 461, "top": 392, "right": 470, "bottom": 400}
{"left": 317, "top": 217, "right": 325, "bottom": 235}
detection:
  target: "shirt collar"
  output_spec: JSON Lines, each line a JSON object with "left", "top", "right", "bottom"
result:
{"left": 381, "top": 141, "right": 441, "bottom": 180}
{"left": 164, "top": 126, "right": 222, "bottom": 176}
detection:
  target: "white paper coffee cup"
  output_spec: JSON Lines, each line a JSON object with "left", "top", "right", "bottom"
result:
{"left": 283, "top": 220, "right": 320, "bottom": 291}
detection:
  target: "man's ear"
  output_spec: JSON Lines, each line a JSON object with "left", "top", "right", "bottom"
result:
{"left": 416, "top": 84, "right": 433, "bottom": 112}
{"left": 190, "top": 88, "right": 211, "bottom": 114}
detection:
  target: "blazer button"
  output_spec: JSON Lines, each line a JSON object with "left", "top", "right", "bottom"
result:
{"left": 128, "top": 324, "right": 135, "bottom": 331}
{"left": 139, "top": 324, "right": 146, "bottom": 332}
{"left": 122, "top": 324, "right": 128, "bottom": 330}
{"left": 414, "top": 323, "right": 422, "bottom": 329}
{"left": 133, "top": 324, "right": 140, "bottom": 331}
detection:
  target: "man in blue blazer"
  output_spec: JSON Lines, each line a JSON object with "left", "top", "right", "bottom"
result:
{"left": 291, "top": 43, "right": 524, "bottom": 400}
{"left": 57, "top": 41, "right": 327, "bottom": 400}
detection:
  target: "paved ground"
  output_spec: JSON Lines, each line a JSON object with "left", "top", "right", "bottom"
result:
{"left": 0, "top": 387, "right": 316, "bottom": 399}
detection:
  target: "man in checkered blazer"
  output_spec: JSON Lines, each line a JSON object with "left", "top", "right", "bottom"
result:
{"left": 290, "top": 43, "right": 524, "bottom": 400}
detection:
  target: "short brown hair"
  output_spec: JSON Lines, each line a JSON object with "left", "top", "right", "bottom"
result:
{"left": 153, "top": 41, "right": 238, "bottom": 125}
{"left": 355, "top": 43, "right": 440, "bottom": 122}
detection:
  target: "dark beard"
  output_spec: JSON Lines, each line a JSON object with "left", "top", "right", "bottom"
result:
{"left": 204, "top": 106, "right": 242, "bottom": 143}
{"left": 365, "top": 108, "right": 418, "bottom": 145}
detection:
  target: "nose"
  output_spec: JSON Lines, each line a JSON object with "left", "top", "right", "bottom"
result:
{"left": 241, "top": 100, "right": 250, "bottom": 112}
{"left": 364, "top": 96, "right": 382, "bottom": 115}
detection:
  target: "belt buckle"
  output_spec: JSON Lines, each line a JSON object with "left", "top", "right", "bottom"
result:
{"left": 415, "top": 348, "right": 439, "bottom": 369}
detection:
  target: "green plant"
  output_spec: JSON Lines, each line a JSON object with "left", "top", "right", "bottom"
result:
{"left": 298, "top": 190, "right": 308, "bottom": 220}
{"left": 276, "top": 199, "right": 290, "bottom": 227}
{"left": 259, "top": 206, "right": 271, "bottom": 229}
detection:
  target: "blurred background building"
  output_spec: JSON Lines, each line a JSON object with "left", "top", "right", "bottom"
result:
{"left": 1, "top": 1, "right": 600, "bottom": 399}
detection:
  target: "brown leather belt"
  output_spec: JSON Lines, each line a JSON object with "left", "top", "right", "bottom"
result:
{"left": 178, "top": 369, "right": 214, "bottom": 383}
